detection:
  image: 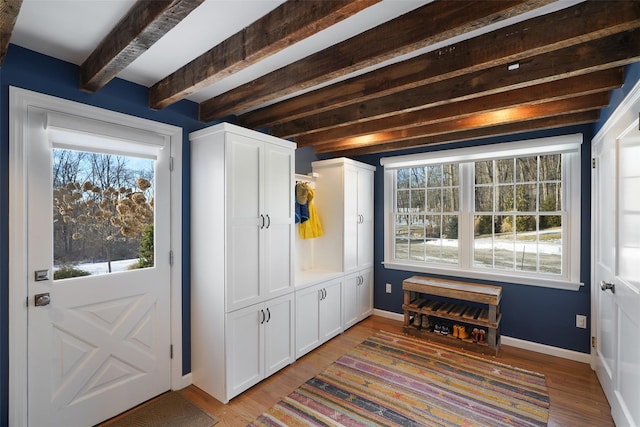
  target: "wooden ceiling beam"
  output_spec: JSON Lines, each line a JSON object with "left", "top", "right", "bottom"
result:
{"left": 149, "top": 0, "right": 380, "bottom": 110}
{"left": 335, "top": 111, "right": 600, "bottom": 156}
{"left": 244, "top": 0, "right": 640, "bottom": 130}
{"left": 295, "top": 68, "right": 623, "bottom": 147}
{"left": 80, "top": 0, "right": 205, "bottom": 93}
{"left": 278, "top": 30, "right": 640, "bottom": 138}
{"left": 0, "top": 0, "right": 22, "bottom": 66}
{"left": 199, "top": 0, "right": 554, "bottom": 122}
{"left": 313, "top": 93, "right": 609, "bottom": 153}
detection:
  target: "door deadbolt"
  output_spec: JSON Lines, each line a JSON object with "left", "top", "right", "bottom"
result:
{"left": 34, "top": 293, "right": 51, "bottom": 307}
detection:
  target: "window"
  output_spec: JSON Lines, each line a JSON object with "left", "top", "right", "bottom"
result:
{"left": 382, "top": 134, "right": 582, "bottom": 290}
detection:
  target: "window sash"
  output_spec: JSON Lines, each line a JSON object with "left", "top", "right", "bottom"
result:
{"left": 382, "top": 134, "right": 582, "bottom": 290}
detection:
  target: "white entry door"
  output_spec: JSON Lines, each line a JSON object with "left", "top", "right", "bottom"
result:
{"left": 592, "top": 104, "right": 640, "bottom": 427}
{"left": 25, "top": 108, "right": 172, "bottom": 427}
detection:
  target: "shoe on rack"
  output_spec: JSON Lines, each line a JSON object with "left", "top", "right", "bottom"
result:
{"left": 412, "top": 314, "right": 422, "bottom": 328}
{"left": 421, "top": 315, "right": 431, "bottom": 330}
{"left": 472, "top": 328, "right": 480, "bottom": 342}
{"left": 458, "top": 325, "right": 469, "bottom": 340}
{"left": 440, "top": 325, "right": 450, "bottom": 335}
{"left": 478, "top": 329, "right": 486, "bottom": 344}
{"left": 434, "top": 324, "right": 442, "bottom": 334}
{"left": 452, "top": 324, "right": 459, "bottom": 338}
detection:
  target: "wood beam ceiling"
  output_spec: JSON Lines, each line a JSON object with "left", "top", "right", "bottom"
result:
{"left": 295, "top": 69, "right": 624, "bottom": 148}
{"left": 199, "top": 0, "right": 556, "bottom": 122}
{"left": 0, "top": 0, "right": 22, "bottom": 66}
{"left": 337, "top": 111, "right": 601, "bottom": 157}
{"left": 313, "top": 92, "right": 610, "bottom": 153}
{"left": 149, "top": 0, "right": 380, "bottom": 110}
{"left": 275, "top": 30, "right": 640, "bottom": 146}
{"left": 80, "top": 0, "right": 205, "bottom": 93}
{"left": 245, "top": 0, "right": 640, "bottom": 134}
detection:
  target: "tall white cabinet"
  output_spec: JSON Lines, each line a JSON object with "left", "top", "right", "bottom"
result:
{"left": 294, "top": 158, "right": 375, "bottom": 358}
{"left": 190, "top": 123, "right": 296, "bottom": 403}
{"left": 311, "top": 158, "right": 375, "bottom": 274}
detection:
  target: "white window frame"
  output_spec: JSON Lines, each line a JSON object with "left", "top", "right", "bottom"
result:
{"left": 381, "top": 134, "right": 583, "bottom": 291}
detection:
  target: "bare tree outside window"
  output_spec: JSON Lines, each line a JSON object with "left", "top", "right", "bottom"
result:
{"left": 52, "top": 149, "right": 155, "bottom": 279}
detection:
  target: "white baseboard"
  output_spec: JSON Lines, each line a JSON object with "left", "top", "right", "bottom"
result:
{"left": 372, "top": 309, "right": 591, "bottom": 364}
{"left": 174, "top": 373, "right": 193, "bottom": 391}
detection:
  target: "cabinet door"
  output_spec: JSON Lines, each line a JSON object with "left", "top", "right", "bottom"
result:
{"left": 357, "top": 168, "right": 375, "bottom": 269}
{"left": 263, "top": 143, "right": 294, "bottom": 299}
{"left": 264, "top": 294, "right": 294, "bottom": 377}
{"left": 320, "top": 278, "right": 343, "bottom": 341}
{"left": 226, "top": 134, "right": 263, "bottom": 311}
{"left": 342, "top": 272, "right": 359, "bottom": 329}
{"left": 226, "top": 304, "right": 264, "bottom": 399}
{"left": 295, "top": 285, "right": 321, "bottom": 358}
{"left": 343, "top": 166, "right": 359, "bottom": 272}
{"left": 356, "top": 268, "right": 374, "bottom": 320}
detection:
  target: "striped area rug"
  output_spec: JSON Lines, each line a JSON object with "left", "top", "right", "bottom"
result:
{"left": 249, "top": 330, "right": 549, "bottom": 427}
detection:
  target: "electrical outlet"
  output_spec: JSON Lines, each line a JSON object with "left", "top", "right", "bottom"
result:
{"left": 576, "top": 314, "right": 587, "bottom": 329}
{"left": 385, "top": 283, "right": 392, "bottom": 293}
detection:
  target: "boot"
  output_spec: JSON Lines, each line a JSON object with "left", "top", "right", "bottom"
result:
{"left": 458, "top": 325, "right": 469, "bottom": 340}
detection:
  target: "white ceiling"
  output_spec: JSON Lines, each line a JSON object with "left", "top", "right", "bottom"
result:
{"left": 10, "top": 0, "right": 581, "bottom": 107}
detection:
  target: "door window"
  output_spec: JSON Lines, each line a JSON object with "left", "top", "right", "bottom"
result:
{"left": 53, "top": 149, "right": 155, "bottom": 279}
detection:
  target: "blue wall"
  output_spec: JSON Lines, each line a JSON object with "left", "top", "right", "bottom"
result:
{"left": 348, "top": 124, "right": 593, "bottom": 354}
{"left": 0, "top": 45, "right": 213, "bottom": 427}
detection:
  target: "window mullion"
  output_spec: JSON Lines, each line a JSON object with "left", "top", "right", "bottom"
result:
{"left": 459, "top": 162, "right": 474, "bottom": 269}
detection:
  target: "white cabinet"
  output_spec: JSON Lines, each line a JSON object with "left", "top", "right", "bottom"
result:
{"left": 226, "top": 294, "right": 294, "bottom": 399}
{"left": 295, "top": 278, "right": 343, "bottom": 358}
{"left": 311, "top": 158, "right": 375, "bottom": 274}
{"left": 343, "top": 268, "right": 373, "bottom": 329}
{"left": 190, "top": 122, "right": 295, "bottom": 403}
{"left": 226, "top": 131, "right": 295, "bottom": 311}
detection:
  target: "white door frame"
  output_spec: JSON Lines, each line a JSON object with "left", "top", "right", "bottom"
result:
{"left": 591, "top": 75, "right": 640, "bottom": 426}
{"left": 8, "top": 87, "right": 185, "bottom": 426}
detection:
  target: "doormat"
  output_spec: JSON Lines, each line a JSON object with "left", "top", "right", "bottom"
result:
{"left": 249, "top": 330, "right": 549, "bottom": 426}
{"left": 103, "top": 391, "right": 217, "bottom": 427}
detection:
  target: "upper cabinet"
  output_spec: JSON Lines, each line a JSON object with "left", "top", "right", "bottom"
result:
{"left": 311, "top": 158, "right": 376, "bottom": 274}
{"left": 190, "top": 122, "right": 296, "bottom": 312}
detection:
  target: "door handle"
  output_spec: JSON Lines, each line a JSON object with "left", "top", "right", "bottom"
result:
{"left": 600, "top": 281, "right": 615, "bottom": 293}
{"left": 34, "top": 293, "right": 51, "bottom": 307}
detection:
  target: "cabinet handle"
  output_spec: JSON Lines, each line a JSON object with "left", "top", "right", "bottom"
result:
{"left": 319, "top": 289, "right": 324, "bottom": 301}
{"left": 266, "top": 214, "right": 271, "bottom": 229}
{"left": 266, "top": 307, "right": 271, "bottom": 322}
{"left": 260, "top": 309, "right": 266, "bottom": 324}
{"left": 260, "top": 214, "right": 265, "bottom": 229}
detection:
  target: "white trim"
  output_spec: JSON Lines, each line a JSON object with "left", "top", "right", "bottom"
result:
{"left": 381, "top": 134, "right": 582, "bottom": 290}
{"left": 372, "top": 309, "right": 591, "bottom": 363}
{"left": 380, "top": 133, "right": 582, "bottom": 168}
{"left": 499, "top": 336, "right": 591, "bottom": 364}
{"left": 592, "top": 78, "right": 640, "bottom": 145}
{"left": 8, "top": 87, "right": 184, "bottom": 426}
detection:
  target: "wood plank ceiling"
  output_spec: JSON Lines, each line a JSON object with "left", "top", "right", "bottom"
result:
{"left": 4, "top": 0, "right": 640, "bottom": 156}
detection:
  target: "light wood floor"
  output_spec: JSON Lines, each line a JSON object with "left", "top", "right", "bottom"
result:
{"left": 112, "top": 315, "right": 615, "bottom": 426}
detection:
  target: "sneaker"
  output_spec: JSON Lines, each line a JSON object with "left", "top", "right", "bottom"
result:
{"left": 434, "top": 324, "right": 441, "bottom": 334}
{"left": 440, "top": 325, "right": 450, "bottom": 335}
